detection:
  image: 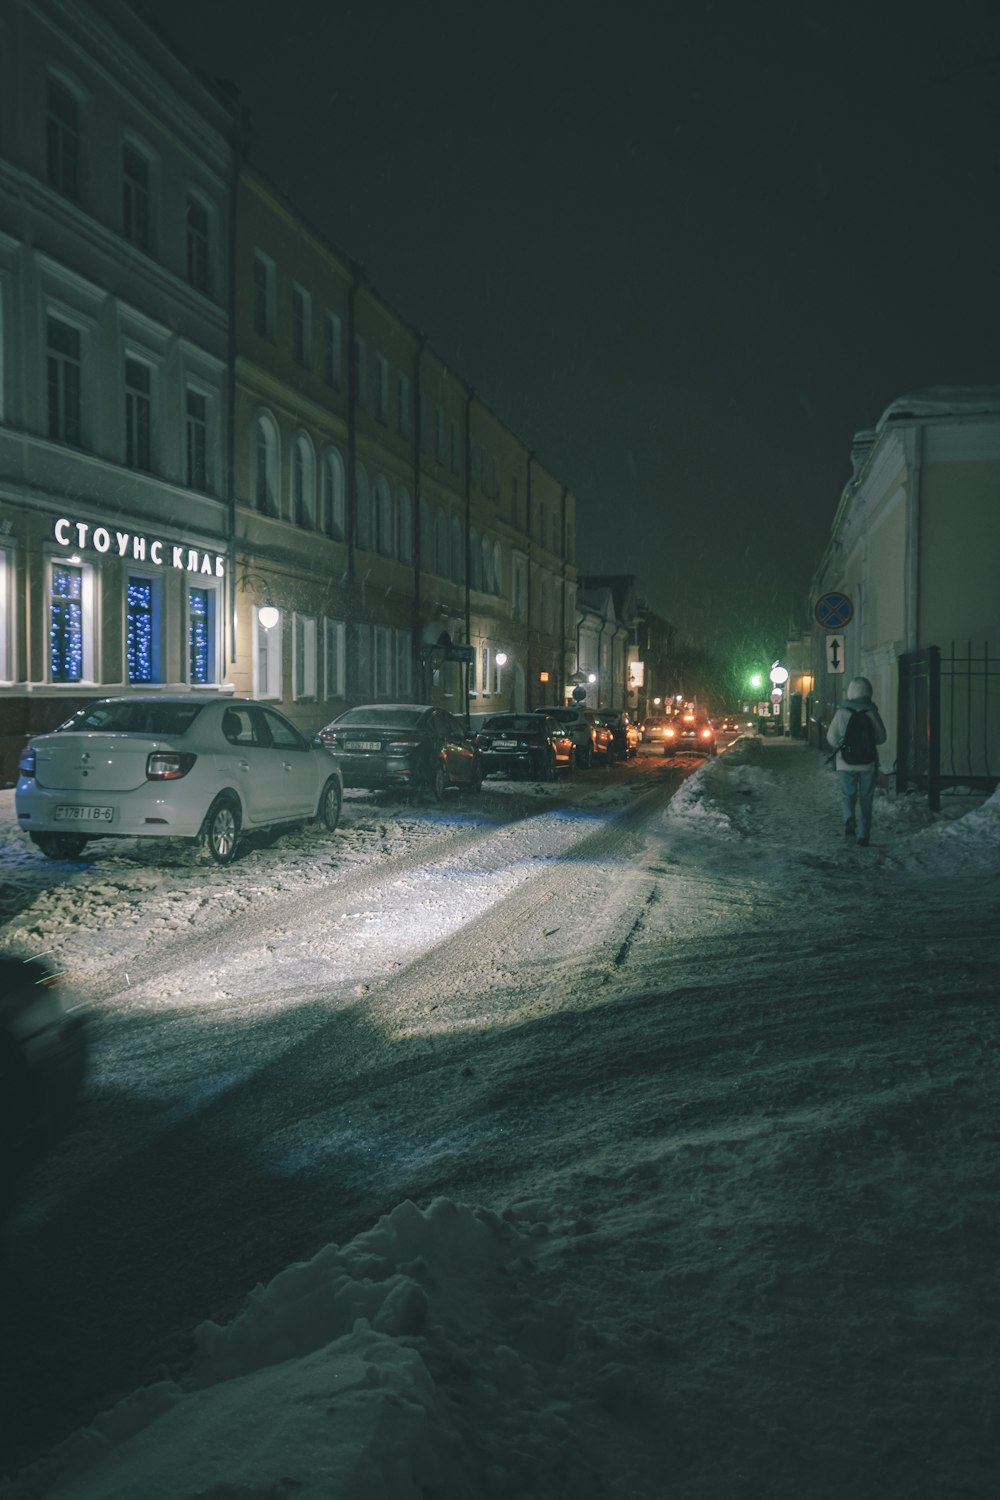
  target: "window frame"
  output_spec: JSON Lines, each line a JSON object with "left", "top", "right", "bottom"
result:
{"left": 125, "top": 571, "right": 162, "bottom": 684}
{"left": 47, "top": 555, "right": 95, "bottom": 685}
{"left": 293, "top": 612, "right": 318, "bottom": 701}
{"left": 253, "top": 605, "right": 283, "bottom": 700}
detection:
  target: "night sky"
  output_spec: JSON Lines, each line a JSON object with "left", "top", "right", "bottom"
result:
{"left": 149, "top": 0, "right": 1000, "bottom": 659}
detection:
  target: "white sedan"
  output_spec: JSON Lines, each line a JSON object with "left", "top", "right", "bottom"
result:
{"left": 15, "top": 695, "right": 343, "bottom": 865}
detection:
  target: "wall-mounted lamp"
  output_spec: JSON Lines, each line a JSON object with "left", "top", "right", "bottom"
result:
{"left": 495, "top": 651, "right": 508, "bottom": 667}
{"left": 239, "top": 564, "right": 280, "bottom": 630}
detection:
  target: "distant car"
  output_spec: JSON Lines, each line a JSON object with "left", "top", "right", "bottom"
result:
{"left": 533, "top": 705, "right": 598, "bottom": 767}
{"left": 592, "top": 710, "right": 639, "bottom": 759}
{"left": 661, "top": 713, "right": 717, "bottom": 756}
{"left": 476, "top": 713, "right": 575, "bottom": 780}
{"left": 719, "top": 716, "right": 742, "bottom": 734}
{"left": 315, "top": 704, "right": 481, "bottom": 801}
{"left": 1, "top": 953, "right": 87, "bottom": 1220}
{"left": 642, "top": 716, "right": 672, "bottom": 746}
{"left": 582, "top": 710, "right": 616, "bottom": 763}
{"left": 15, "top": 696, "right": 343, "bottom": 865}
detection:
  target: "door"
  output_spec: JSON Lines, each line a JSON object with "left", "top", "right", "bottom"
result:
{"left": 260, "top": 708, "right": 317, "bottom": 818}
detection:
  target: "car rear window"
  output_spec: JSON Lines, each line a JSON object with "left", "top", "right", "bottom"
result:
{"left": 56, "top": 702, "right": 206, "bottom": 735}
{"left": 484, "top": 716, "right": 541, "bottom": 732}
{"left": 333, "top": 706, "right": 426, "bottom": 728}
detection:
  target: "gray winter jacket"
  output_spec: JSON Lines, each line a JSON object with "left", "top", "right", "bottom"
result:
{"left": 826, "top": 696, "right": 887, "bottom": 772}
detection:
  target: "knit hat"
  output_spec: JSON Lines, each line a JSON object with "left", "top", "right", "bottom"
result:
{"left": 847, "top": 675, "right": 873, "bottom": 700}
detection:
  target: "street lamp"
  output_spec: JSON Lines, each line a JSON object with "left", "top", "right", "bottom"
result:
{"left": 495, "top": 651, "right": 508, "bottom": 667}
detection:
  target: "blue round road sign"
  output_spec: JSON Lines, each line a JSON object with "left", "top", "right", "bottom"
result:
{"left": 572, "top": 685, "right": 587, "bottom": 702}
{"left": 815, "top": 591, "right": 853, "bottom": 630}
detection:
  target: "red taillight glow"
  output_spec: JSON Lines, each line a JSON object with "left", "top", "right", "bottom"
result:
{"left": 701, "top": 729, "right": 713, "bottom": 740}
{"left": 18, "top": 747, "right": 36, "bottom": 778}
{"left": 146, "top": 752, "right": 197, "bottom": 780}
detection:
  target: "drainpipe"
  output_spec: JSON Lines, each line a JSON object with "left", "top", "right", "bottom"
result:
{"left": 226, "top": 114, "right": 246, "bottom": 668}
{"left": 412, "top": 334, "right": 426, "bottom": 696}
{"left": 525, "top": 452, "right": 534, "bottom": 707}
{"left": 464, "top": 385, "right": 474, "bottom": 727}
{"left": 346, "top": 263, "right": 361, "bottom": 700}
{"left": 905, "top": 425, "right": 922, "bottom": 653}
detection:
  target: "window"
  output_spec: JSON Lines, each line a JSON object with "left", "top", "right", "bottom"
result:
{"left": 493, "top": 652, "right": 503, "bottom": 695}
{"left": 0, "top": 548, "right": 12, "bottom": 684}
{"left": 435, "top": 406, "right": 445, "bottom": 464}
{"left": 324, "top": 312, "right": 342, "bottom": 386}
{"left": 185, "top": 196, "right": 210, "bottom": 293}
{"left": 292, "top": 433, "right": 316, "bottom": 528}
{"left": 480, "top": 645, "right": 490, "bottom": 697}
{"left": 186, "top": 388, "right": 208, "bottom": 491}
{"left": 322, "top": 448, "right": 346, "bottom": 539}
{"left": 450, "top": 419, "right": 460, "bottom": 474}
{"left": 353, "top": 335, "right": 367, "bottom": 405}
{"left": 324, "top": 618, "right": 345, "bottom": 699}
{"left": 396, "top": 487, "right": 412, "bottom": 562}
{"left": 122, "top": 143, "right": 150, "bottom": 251}
{"left": 126, "top": 575, "right": 160, "bottom": 683}
{"left": 49, "top": 561, "right": 91, "bottom": 683}
{"left": 355, "top": 622, "right": 372, "bottom": 698}
{"left": 294, "top": 614, "right": 318, "bottom": 700}
{"left": 46, "top": 77, "right": 79, "bottom": 199}
{"left": 188, "top": 586, "right": 218, "bottom": 683}
{"left": 124, "top": 357, "right": 152, "bottom": 470}
{"left": 397, "top": 373, "right": 411, "bottom": 437}
{"left": 253, "top": 413, "right": 280, "bottom": 516}
{"left": 254, "top": 606, "right": 282, "bottom": 698}
{"left": 374, "top": 474, "right": 393, "bottom": 556}
{"left": 395, "top": 629, "right": 412, "bottom": 698}
{"left": 373, "top": 625, "right": 393, "bottom": 697}
{"left": 292, "top": 283, "right": 311, "bottom": 366}
{"left": 47, "top": 317, "right": 81, "bottom": 445}
{"left": 481, "top": 535, "right": 493, "bottom": 593}
{"left": 375, "top": 353, "right": 389, "bottom": 422}
{"left": 493, "top": 541, "right": 503, "bottom": 597}
{"left": 253, "top": 251, "right": 275, "bottom": 338}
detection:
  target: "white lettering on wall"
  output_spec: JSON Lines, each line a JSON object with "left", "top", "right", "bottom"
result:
{"left": 52, "top": 518, "right": 226, "bottom": 579}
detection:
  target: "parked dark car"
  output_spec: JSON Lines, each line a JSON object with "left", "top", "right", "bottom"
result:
{"left": 1, "top": 953, "right": 87, "bottom": 1221}
{"left": 476, "top": 713, "right": 575, "bottom": 780}
{"left": 592, "top": 710, "right": 639, "bottom": 759}
{"left": 532, "top": 705, "right": 598, "bottom": 767}
{"left": 315, "top": 704, "right": 481, "bottom": 801}
{"left": 583, "top": 710, "right": 616, "bottom": 764}
{"left": 661, "top": 713, "right": 717, "bottom": 756}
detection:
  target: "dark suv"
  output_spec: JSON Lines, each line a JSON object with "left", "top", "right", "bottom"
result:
{"left": 533, "top": 705, "right": 598, "bottom": 768}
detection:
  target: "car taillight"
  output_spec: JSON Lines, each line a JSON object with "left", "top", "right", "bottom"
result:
{"left": 701, "top": 729, "right": 712, "bottom": 740}
{"left": 18, "top": 747, "right": 36, "bottom": 778}
{"left": 146, "top": 752, "right": 197, "bottom": 780}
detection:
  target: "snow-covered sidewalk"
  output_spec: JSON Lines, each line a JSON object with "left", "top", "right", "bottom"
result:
{"left": 2, "top": 739, "right": 998, "bottom": 1500}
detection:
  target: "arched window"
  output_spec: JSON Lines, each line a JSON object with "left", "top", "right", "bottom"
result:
{"left": 354, "top": 460, "right": 370, "bottom": 550}
{"left": 481, "top": 535, "right": 492, "bottom": 594}
{"left": 396, "top": 486, "right": 412, "bottom": 562}
{"left": 374, "top": 474, "right": 393, "bottom": 556}
{"left": 252, "top": 412, "right": 280, "bottom": 517}
{"left": 322, "top": 447, "right": 346, "bottom": 540}
{"left": 469, "top": 527, "right": 482, "bottom": 591}
{"left": 292, "top": 432, "right": 316, "bottom": 528}
{"left": 450, "top": 514, "right": 463, "bottom": 583}
{"left": 434, "top": 508, "right": 450, "bottom": 578}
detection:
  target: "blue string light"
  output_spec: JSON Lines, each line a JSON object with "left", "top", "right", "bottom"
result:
{"left": 127, "top": 578, "right": 153, "bottom": 682}
{"left": 189, "top": 588, "right": 209, "bottom": 682}
{"left": 50, "top": 565, "right": 83, "bottom": 682}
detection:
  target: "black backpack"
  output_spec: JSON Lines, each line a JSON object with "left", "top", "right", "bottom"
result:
{"left": 840, "top": 708, "right": 877, "bottom": 765}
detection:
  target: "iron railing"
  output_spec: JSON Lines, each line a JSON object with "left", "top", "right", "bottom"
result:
{"left": 896, "top": 642, "right": 1000, "bottom": 810}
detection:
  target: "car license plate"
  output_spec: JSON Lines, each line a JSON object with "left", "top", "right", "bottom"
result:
{"left": 54, "top": 804, "right": 114, "bottom": 822}
{"left": 493, "top": 739, "right": 517, "bottom": 750}
{"left": 345, "top": 740, "right": 381, "bottom": 752}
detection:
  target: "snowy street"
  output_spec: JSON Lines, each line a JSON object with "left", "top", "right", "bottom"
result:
{"left": 1, "top": 738, "right": 998, "bottom": 1499}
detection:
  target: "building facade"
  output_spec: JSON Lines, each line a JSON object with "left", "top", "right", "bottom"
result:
{"left": 0, "top": 0, "right": 237, "bottom": 781}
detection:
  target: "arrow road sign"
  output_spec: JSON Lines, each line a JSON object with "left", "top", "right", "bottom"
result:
{"left": 815, "top": 591, "right": 854, "bottom": 630}
{"left": 826, "top": 635, "right": 846, "bottom": 674}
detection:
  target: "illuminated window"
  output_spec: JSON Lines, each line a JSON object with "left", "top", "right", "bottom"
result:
{"left": 185, "top": 196, "right": 210, "bottom": 293}
{"left": 469, "top": 643, "right": 478, "bottom": 697}
{"left": 46, "top": 77, "right": 80, "bottom": 199}
{"left": 481, "top": 645, "right": 490, "bottom": 696}
{"left": 324, "top": 618, "right": 345, "bottom": 699}
{"left": 254, "top": 606, "right": 282, "bottom": 699}
{"left": 126, "top": 575, "right": 159, "bottom": 683}
{"left": 294, "top": 613, "right": 318, "bottom": 700}
{"left": 124, "top": 357, "right": 152, "bottom": 470}
{"left": 47, "top": 317, "right": 82, "bottom": 445}
{"left": 188, "top": 586, "right": 217, "bottom": 684}
{"left": 49, "top": 562, "right": 84, "bottom": 682}
{"left": 122, "top": 143, "right": 150, "bottom": 251}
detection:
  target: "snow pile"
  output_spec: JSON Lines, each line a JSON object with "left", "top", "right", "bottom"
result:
{"left": 664, "top": 736, "right": 775, "bottom": 841}
{"left": 886, "top": 784, "right": 1000, "bottom": 874}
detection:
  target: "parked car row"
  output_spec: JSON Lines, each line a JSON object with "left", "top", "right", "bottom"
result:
{"left": 14, "top": 697, "right": 660, "bottom": 868}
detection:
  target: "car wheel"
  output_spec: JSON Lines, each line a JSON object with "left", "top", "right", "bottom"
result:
{"left": 30, "top": 832, "right": 88, "bottom": 861}
{"left": 319, "top": 777, "right": 342, "bottom": 831}
{"left": 203, "top": 796, "right": 240, "bottom": 865}
{"left": 428, "top": 760, "right": 448, "bottom": 804}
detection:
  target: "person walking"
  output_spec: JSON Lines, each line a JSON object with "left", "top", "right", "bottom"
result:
{"left": 826, "top": 675, "right": 887, "bottom": 847}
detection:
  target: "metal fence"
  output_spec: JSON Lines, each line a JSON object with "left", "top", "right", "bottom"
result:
{"left": 896, "top": 642, "right": 1000, "bottom": 810}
